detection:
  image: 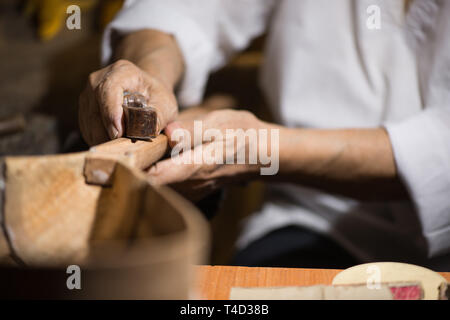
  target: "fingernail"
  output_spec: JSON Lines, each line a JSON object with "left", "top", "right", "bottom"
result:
{"left": 165, "top": 121, "right": 182, "bottom": 136}
{"left": 148, "top": 165, "right": 157, "bottom": 175}
{"left": 108, "top": 126, "right": 119, "bottom": 140}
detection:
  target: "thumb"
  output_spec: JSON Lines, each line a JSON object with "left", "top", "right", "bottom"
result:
{"left": 96, "top": 82, "right": 124, "bottom": 140}
{"left": 164, "top": 119, "right": 200, "bottom": 149}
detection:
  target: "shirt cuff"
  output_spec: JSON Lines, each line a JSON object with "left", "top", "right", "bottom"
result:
{"left": 384, "top": 107, "right": 450, "bottom": 257}
{"left": 101, "top": 0, "right": 218, "bottom": 106}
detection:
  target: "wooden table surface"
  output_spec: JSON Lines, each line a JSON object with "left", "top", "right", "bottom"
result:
{"left": 194, "top": 265, "right": 450, "bottom": 300}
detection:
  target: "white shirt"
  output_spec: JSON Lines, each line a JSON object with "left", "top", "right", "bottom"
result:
{"left": 103, "top": 0, "right": 450, "bottom": 266}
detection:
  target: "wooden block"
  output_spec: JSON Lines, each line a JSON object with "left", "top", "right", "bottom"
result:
{"left": 122, "top": 91, "right": 159, "bottom": 140}
{"left": 84, "top": 135, "right": 168, "bottom": 186}
{"left": 1, "top": 157, "right": 210, "bottom": 298}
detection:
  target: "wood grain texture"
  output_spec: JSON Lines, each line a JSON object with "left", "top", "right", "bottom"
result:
{"left": 4, "top": 153, "right": 101, "bottom": 265}
{"left": 1, "top": 153, "right": 210, "bottom": 298}
{"left": 194, "top": 266, "right": 450, "bottom": 300}
{"left": 84, "top": 135, "right": 168, "bottom": 185}
{"left": 1, "top": 161, "right": 210, "bottom": 298}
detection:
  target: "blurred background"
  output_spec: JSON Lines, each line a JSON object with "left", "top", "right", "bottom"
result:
{"left": 1, "top": 0, "right": 105, "bottom": 156}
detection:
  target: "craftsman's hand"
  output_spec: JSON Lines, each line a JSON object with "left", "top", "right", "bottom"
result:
{"left": 79, "top": 59, "right": 178, "bottom": 146}
{"left": 147, "top": 110, "right": 265, "bottom": 201}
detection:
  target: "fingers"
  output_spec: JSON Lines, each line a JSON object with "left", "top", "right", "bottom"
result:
{"left": 83, "top": 60, "right": 178, "bottom": 143}
{"left": 93, "top": 60, "right": 139, "bottom": 139}
{"left": 164, "top": 113, "right": 217, "bottom": 149}
{"left": 148, "top": 109, "right": 262, "bottom": 200}
{"left": 145, "top": 80, "right": 178, "bottom": 133}
{"left": 147, "top": 150, "right": 197, "bottom": 185}
{"left": 148, "top": 156, "right": 218, "bottom": 201}
{"left": 95, "top": 78, "right": 125, "bottom": 140}
{"left": 164, "top": 121, "right": 183, "bottom": 148}
{"left": 164, "top": 120, "right": 198, "bottom": 149}
{"left": 164, "top": 109, "right": 252, "bottom": 149}
{"left": 78, "top": 85, "right": 109, "bottom": 146}
{"left": 170, "top": 179, "right": 219, "bottom": 202}
{"left": 147, "top": 143, "right": 215, "bottom": 185}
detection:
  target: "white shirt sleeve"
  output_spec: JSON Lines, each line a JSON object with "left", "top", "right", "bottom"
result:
{"left": 385, "top": 107, "right": 450, "bottom": 258}
{"left": 384, "top": 0, "right": 450, "bottom": 258}
{"left": 102, "top": 0, "right": 274, "bottom": 106}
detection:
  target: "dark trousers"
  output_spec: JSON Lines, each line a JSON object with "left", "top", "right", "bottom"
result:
{"left": 231, "top": 226, "right": 359, "bottom": 269}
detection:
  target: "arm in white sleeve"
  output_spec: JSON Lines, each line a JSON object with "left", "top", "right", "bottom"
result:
{"left": 102, "top": 0, "right": 274, "bottom": 107}
{"left": 385, "top": 106, "right": 450, "bottom": 258}
{"left": 386, "top": 0, "right": 450, "bottom": 258}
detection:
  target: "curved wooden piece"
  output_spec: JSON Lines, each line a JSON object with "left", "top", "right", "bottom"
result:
{"left": 1, "top": 157, "right": 209, "bottom": 298}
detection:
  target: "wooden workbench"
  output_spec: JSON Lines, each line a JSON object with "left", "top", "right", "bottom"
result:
{"left": 194, "top": 265, "right": 450, "bottom": 300}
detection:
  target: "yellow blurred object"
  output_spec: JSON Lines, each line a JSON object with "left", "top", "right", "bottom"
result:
{"left": 25, "top": 0, "right": 98, "bottom": 41}
{"left": 100, "top": 0, "right": 125, "bottom": 29}
{"left": 38, "top": 0, "right": 67, "bottom": 41}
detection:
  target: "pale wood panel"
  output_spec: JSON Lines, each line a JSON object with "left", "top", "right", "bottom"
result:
{"left": 194, "top": 265, "right": 450, "bottom": 300}
{"left": 4, "top": 153, "right": 101, "bottom": 265}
